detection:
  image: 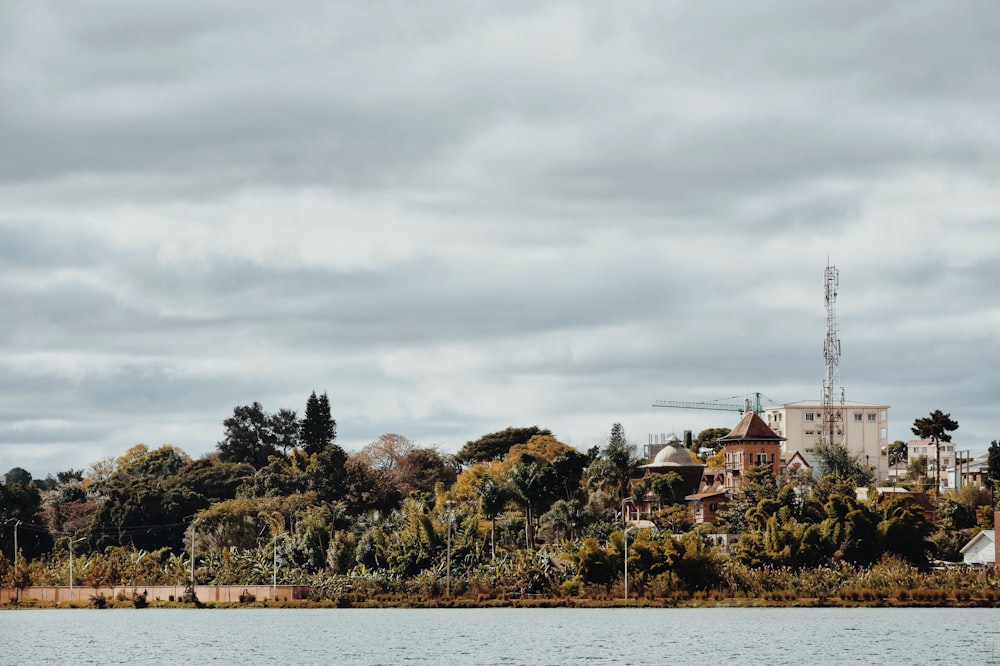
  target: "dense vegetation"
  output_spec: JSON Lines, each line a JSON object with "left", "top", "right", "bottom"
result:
{"left": 4, "top": 397, "right": 1000, "bottom": 606}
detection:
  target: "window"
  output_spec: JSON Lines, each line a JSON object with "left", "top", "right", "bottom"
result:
{"left": 854, "top": 413, "right": 863, "bottom": 422}
{"left": 709, "top": 503, "right": 719, "bottom": 513}
{"left": 756, "top": 452, "right": 771, "bottom": 465}
{"left": 805, "top": 413, "right": 815, "bottom": 422}
{"left": 867, "top": 413, "right": 877, "bottom": 422}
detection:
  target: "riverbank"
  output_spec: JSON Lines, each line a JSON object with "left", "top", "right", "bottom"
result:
{"left": 5, "top": 588, "right": 1000, "bottom": 610}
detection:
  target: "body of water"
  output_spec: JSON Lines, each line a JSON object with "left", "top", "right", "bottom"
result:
{"left": 2, "top": 606, "right": 998, "bottom": 665}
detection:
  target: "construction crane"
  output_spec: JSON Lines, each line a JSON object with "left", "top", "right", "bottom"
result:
{"left": 653, "top": 392, "right": 764, "bottom": 415}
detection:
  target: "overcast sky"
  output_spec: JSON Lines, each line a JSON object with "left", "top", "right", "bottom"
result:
{"left": 2, "top": 2, "right": 999, "bottom": 477}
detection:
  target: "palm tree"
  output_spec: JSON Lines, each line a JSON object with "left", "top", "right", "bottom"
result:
{"left": 476, "top": 477, "right": 507, "bottom": 560}
{"left": 507, "top": 461, "right": 548, "bottom": 550}
{"left": 541, "top": 499, "right": 582, "bottom": 543}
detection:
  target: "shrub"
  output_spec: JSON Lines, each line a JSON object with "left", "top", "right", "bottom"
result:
{"left": 559, "top": 579, "right": 583, "bottom": 598}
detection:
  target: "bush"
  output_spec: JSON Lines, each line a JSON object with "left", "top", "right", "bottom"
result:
{"left": 90, "top": 594, "right": 107, "bottom": 609}
{"left": 559, "top": 579, "right": 583, "bottom": 598}
{"left": 239, "top": 589, "right": 256, "bottom": 603}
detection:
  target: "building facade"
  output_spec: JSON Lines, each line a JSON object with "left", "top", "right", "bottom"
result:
{"left": 719, "top": 411, "right": 785, "bottom": 494}
{"left": 764, "top": 400, "right": 889, "bottom": 480}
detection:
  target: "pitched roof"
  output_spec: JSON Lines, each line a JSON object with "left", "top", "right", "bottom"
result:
{"left": 781, "top": 450, "right": 813, "bottom": 467}
{"left": 960, "top": 530, "right": 995, "bottom": 555}
{"left": 685, "top": 489, "right": 728, "bottom": 501}
{"left": 718, "top": 411, "right": 785, "bottom": 443}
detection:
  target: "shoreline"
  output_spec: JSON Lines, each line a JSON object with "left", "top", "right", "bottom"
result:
{"left": 5, "top": 594, "right": 999, "bottom": 610}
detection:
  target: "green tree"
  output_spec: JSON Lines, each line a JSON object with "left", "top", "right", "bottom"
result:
{"left": 631, "top": 472, "right": 684, "bottom": 510}
{"left": 300, "top": 391, "right": 336, "bottom": 455}
{"left": 906, "top": 455, "right": 930, "bottom": 491}
{"left": 673, "top": 532, "right": 724, "bottom": 590}
{"left": 911, "top": 409, "right": 959, "bottom": 489}
{"left": 117, "top": 444, "right": 191, "bottom": 478}
{"left": 455, "top": 426, "right": 552, "bottom": 466}
{"left": 814, "top": 440, "right": 874, "bottom": 487}
{"left": 887, "top": 440, "right": 908, "bottom": 465}
{"left": 271, "top": 408, "right": 301, "bottom": 454}
{"left": 720, "top": 464, "right": 778, "bottom": 533}
{"left": 736, "top": 504, "right": 826, "bottom": 570}
{"left": 652, "top": 503, "right": 694, "bottom": 534}
{"left": 541, "top": 499, "right": 584, "bottom": 543}
{"left": 586, "top": 423, "right": 641, "bottom": 504}
{"left": 217, "top": 402, "right": 286, "bottom": 469}
{"left": 546, "top": 448, "right": 589, "bottom": 503}
{"left": 877, "top": 496, "right": 934, "bottom": 569}
{"left": 239, "top": 453, "right": 309, "bottom": 498}
{"left": 692, "top": 427, "right": 731, "bottom": 454}
{"left": 986, "top": 440, "right": 1000, "bottom": 497}
{"left": 571, "top": 537, "right": 615, "bottom": 586}
{"left": 87, "top": 447, "right": 248, "bottom": 553}
{"left": 4, "top": 467, "right": 32, "bottom": 487}
{"left": 1, "top": 481, "right": 53, "bottom": 560}
{"left": 507, "top": 460, "right": 549, "bottom": 550}
{"left": 817, "top": 494, "right": 879, "bottom": 565}
{"left": 306, "top": 445, "right": 350, "bottom": 502}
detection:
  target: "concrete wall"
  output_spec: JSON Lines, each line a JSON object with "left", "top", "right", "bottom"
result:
{"left": 0, "top": 584, "right": 309, "bottom": 604}
{"left": 995, "top": 511, "right": 1000, "bottom": 571}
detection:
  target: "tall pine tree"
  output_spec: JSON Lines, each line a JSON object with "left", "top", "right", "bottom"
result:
{"left": 301, "top": 391, "right": 337, "bottom": 455}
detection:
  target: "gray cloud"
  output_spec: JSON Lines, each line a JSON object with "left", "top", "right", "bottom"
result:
{"left": 2, "top": 2, "right": 999, "bottom": 475}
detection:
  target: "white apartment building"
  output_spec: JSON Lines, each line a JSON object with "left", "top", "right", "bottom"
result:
{"left": 763, "top": 400, "right": 890, "bottom": 480}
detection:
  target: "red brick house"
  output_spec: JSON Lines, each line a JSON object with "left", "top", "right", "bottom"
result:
{"left": 719, "top": 411, "right": 785, "bottom": 494}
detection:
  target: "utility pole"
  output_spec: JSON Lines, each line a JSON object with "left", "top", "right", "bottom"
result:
{"left": 190, "top": 518, "right": 198, "bottom": 588}
{"left": 624, "top": 526, "right": 633, "bottom": 600}
{"left": 445, "top": 501, "right": 455, "bottom": 597}
{"left": 5, "top": 519, "right": 22, "bottom": 560}
{"left": 69, "top": 537, "right": 86, "bottom": 603}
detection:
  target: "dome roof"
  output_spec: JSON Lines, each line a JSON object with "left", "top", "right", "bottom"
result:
{"left": 648, "top": 441, "right": 700, "bottom": 467}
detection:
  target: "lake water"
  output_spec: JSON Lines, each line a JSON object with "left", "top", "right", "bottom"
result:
{"left": 2, "top": 607, "right": 999, "bottom": 665}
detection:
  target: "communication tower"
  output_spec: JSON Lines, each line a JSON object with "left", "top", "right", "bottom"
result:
{"left": 821, "top": 263, "right": 845, "bottom": 444}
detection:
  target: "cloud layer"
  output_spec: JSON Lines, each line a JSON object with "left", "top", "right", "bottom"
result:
{"left": 2, "top": 2, "right": 999, "bottom": 475}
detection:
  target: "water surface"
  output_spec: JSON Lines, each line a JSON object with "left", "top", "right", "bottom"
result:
{"left": 3, "top": 607, "right": 998, "bottom": 665}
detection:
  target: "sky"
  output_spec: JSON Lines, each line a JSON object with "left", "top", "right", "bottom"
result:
{"left": 2, "top": 2, "right": 999, "bottom": 478}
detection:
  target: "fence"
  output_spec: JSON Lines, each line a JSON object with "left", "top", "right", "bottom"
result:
{"left": 0, "top": 584, "right": 309, "bottom": 604}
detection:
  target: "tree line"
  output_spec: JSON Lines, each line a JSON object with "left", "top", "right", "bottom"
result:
{"left": 3, "top": 402, "right": 1000, "bottom": 603}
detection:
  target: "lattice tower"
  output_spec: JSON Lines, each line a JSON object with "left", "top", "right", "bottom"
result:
{"left": 821, "top": 263, "right": 845, "bottom": 444}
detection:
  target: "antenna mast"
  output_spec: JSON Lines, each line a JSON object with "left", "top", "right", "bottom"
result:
{"left": 822, "top": 262, "right": 845, "bottom": 445}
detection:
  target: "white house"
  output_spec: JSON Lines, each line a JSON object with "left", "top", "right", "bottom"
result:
{"left": 947, "top": 454, "right": 990, "bottom": 491}
{"left": 960, "top": 530, "right": 995, "bottom": 567}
